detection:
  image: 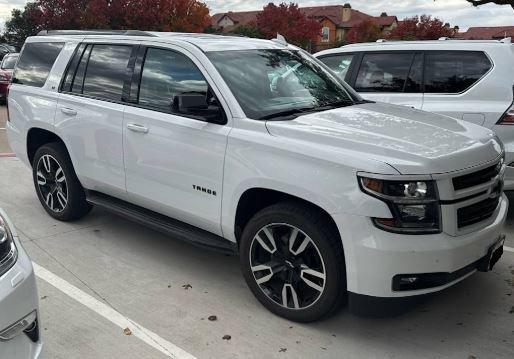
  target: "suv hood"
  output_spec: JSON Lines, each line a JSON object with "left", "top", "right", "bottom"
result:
{"left": 266, "top": 102, "right": 502, "bottom": 175}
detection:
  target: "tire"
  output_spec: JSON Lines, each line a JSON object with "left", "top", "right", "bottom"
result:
{"left": 32, "top": 142, "right": 92, "bottom": 221}
{"left": 239, "top": 201, "right": 346, "bottom": 322}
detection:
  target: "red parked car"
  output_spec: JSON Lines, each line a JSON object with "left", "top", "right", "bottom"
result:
{"left": 0, "top": 53, "right": 19, "bottom": 104}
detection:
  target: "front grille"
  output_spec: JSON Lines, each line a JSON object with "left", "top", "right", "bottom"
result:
{"left": 453, "top": 163, "right": 500, "bottom": 191}
{"left": 457, "top": 196, "right": 500, "bottom": 228}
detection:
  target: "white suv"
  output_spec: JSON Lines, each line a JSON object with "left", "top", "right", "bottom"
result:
{"left": 6, "top": 31, "right": 507, "bottom": 322}
{"left": 315, "top": 38, "right": 514, "bottom": 189}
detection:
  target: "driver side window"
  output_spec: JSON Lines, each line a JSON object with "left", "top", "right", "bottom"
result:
{"left": 138, "top": 48, "right": 209, "bottom": 116}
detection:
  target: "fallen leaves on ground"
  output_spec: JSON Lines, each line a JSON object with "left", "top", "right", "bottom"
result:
{"left": 208, "top": 315, "right": 217, "bottom": 321}
{"left": 123, "top": 327, "right": 132, "bottom": 336}
{"left": 182, "top": 284, "right": 192, "bottom": 290}
{"left": 222, "top": 335, "right": 231, "bottom": 340}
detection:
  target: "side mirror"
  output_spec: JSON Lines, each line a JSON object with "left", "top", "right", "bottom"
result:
{"left": 173, "top": 93, "right": 225, "bottom": 125}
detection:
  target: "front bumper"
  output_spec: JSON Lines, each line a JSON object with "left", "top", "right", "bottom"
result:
{"left": 0, "top": 216, "right": 41, "bottom": 359}
{"left": 333, "top": 193, "right": 508, "bottom": 298}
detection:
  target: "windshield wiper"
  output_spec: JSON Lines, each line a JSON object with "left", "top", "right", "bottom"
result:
{"left": 317, "top": 100, "right": 354, "bottom": 110}
{"left": 258, "top": 107, "right": 317, "bottom": 121}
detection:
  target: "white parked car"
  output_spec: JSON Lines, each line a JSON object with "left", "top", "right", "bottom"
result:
{"left": 6, "top": 31, "right": 507, "bottom": 322}
{"left": 315, "top": 38, "right": 514, "bottom": 189}
{"left": 0, "top": 209, "right": 41, "bottom": 358}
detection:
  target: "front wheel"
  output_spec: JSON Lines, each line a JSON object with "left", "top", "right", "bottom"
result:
{"left": 32, "top": 142, "right": 92, "bottom": 221}
{"left": 240, "top": 202, "right": 346, "bottom": 322}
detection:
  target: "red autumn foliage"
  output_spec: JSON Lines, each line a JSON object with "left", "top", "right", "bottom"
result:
{"left": 345, "top": 19, "right": 382, "bottom": 44}
{"left": 256, "top": 2, "right": 321, "bottom": 47}
{"left": 387, "top": 15, "right": 455, "bottom": 40}
{"left": 31, "top": 0, "right": 211, "bottom": 32}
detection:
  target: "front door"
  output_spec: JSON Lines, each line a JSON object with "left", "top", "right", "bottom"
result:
{"left": 123, "top": 46, "right": 230, "bottom": 235}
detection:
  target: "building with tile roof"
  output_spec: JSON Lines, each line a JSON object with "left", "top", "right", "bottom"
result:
{"left": 457, "top": 26, "right": 514, "bottom": 39}
{"left": 211, "top": 3, "right": 398, "bottom": 49}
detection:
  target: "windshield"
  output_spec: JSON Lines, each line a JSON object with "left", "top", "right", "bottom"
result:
{"left": 1, "top": 55, "right": 18, "bottom": 70}
{"left": 207, "top": 49, "right": 357, "bottom": 120}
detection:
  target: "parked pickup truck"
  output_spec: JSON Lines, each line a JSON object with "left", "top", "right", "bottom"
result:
{"left": 6, "top": 31, "right": 507, "bottom": 322}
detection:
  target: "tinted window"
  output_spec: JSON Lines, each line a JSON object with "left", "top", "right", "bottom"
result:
{"left": 425, "top": 51, "right": 491, "bottom": 93}
{"left": 61, "top": 44, "right": 86, "bottom": 92}
{"left": 1, "top": 55, "right": 18, "bottom": 70}
{"left": 13, "top": 42, "right": 64, "bottom": 87}
{"left": 138, "top": 48, "right": 208, "bottom": 113}
{"left": 319, "top": 54, "right": 354, "bottom": 81}
{"left": 355, "top": 53, "right": 415, "bottom": 93}
{"left": 82, "top": 45, "right": 132, "bottom": 101}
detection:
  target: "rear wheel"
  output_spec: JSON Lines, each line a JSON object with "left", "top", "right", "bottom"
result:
{"left": 32, "top": 142, "right": 92, "bottom": 221}
{"left": 240, "top": 202, "right": 346, "bottom": 322}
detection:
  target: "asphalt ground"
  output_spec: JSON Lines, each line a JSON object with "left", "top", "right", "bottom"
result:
{"left": 0, "top": 105, "right": 513, "bottom": 359}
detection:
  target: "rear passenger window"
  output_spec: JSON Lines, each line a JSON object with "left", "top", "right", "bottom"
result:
{"left": 138, "top": 48, "right": 209, "bottom": 114}
{"left": 424, "top": 51, "right": 491, "bottom": 93}
{"left": 355, "top": 53, "right": 416, "bottom": 93}
{"left": 319, "top": 54, "right": 354, "bottom": 81}
{"left": 82, "top": 45, "right": 132, "bottom": 101}
{"left": 13, "top": 42, "right": 64, "bottom": 87}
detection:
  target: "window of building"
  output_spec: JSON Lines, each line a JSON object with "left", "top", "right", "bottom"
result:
{"left": 424, "top": 51, "right": 491, "bottom": 93}
{"left": 12, "top": 42, "right": 64, "bottom": 87}
{"left": 321, "top": 27, "right": 330, "bottom": 43}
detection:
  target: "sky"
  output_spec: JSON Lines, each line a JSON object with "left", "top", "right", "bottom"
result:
{"left": 0, "top": 0, "right": 513, "bottom": 31}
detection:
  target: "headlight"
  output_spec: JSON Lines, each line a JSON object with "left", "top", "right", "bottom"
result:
{"left": 359, "top": 177, "right": 441, "bottom": 234}
{"left": 0, "top": 213, "right": 18, "bottom": 277}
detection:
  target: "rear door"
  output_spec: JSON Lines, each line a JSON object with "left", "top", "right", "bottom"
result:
{"left": 349, "top": 51, "right": 424, "bottom": 109}
{"left": 56, "top": 40, "right": 138, "bottom": 199}
{"left": 421, "top": 51, "right": 493, "bottom": 125}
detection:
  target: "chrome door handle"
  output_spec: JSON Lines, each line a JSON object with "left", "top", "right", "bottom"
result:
{"left": 127, "top": 123, "right": 149, "bottom": 134}
{"left": 60, "top": 108, "right": 77, "bottom": 116}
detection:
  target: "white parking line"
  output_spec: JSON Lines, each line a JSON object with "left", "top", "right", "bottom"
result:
{"left": 505, "top": 246, "right": 514, "bottom": 253}
{"left": 33, "top": 262, "right": 197, "bottom": 359}
{"left": 0, "top": 127, "right": 5, "bottom": 130}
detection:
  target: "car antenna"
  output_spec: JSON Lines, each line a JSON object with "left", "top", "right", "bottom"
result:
{"left": 273, "top": 33, "right": 288, "bottom": 46}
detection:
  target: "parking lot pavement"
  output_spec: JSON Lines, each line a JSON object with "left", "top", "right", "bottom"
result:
{"left": 1, "top": 156, "right": 513, "bottom": 359}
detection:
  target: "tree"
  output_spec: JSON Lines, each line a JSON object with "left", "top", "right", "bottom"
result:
{"left": 230, "top": 23, "right": 263, "bottom": 38}
{"left": 465, "top": 0, "right": 514, "bottom": 10}
{"left": 2, "top": 3, "right": 42, "bottom": 47}
{"left": 345, "top": 19, "right": 382, "bottom": 43}
{"left": 124, "top": 0, "right": 211, "bottom": 32}
{"left": 387, "top": 15, "right": 455, "bottom": 40}
{"left": 256, "top": 2, "right": 321, "bottom": 48}
{"left": 2, "top": 0, "right": 212, "bottom": 46}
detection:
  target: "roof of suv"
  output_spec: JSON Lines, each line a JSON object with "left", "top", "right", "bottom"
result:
{"left": 29, "top": 31, "right": 288, "bottom": 52}
{"left": 316, "top": 38, "right": 513, "bottom": 56}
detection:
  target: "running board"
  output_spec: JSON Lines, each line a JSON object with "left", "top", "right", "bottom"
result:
{"left": 85, "top": 191, "right": 237, "bottom": 255}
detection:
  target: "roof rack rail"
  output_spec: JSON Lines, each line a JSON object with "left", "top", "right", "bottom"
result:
{"left": 438, "top": 37, "right": 451, "bottom": 41}
{"left": 37, "top": 30, "right": 156, "bottom": 37}
{"left": 376, "top": 39, "right": 387, "bottom": 43}
{"left": 500, "top": 37, "right": 511, "bottom": 44}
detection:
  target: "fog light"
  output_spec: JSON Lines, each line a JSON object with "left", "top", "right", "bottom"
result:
{"left": 0, "top": 311, "right": 37, "bottom": 341}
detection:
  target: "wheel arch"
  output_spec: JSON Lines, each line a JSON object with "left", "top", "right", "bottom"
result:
{"left": 26, "top": 127, "right": 67, "bottom": 166}
{"left": 233, "top": 187, "right": 342, "bottom": 248}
